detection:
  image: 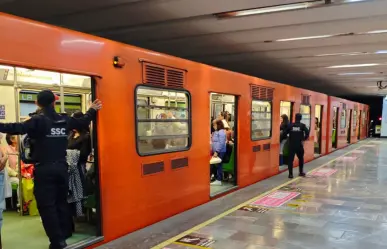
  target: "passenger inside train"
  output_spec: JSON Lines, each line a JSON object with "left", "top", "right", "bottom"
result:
{"left": 0, "top": 65, "right": 98, "bottom": 249}
{"left": 209, "top": 94, "right": 237, "bottom": 196}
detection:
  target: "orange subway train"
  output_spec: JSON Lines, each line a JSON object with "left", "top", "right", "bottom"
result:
{"left": 0, "top": 13, "right": 369, "bottom": 249}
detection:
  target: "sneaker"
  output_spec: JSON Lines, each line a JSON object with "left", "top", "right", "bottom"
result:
{"left": 210, "top": 180, "right": 222, "bottom": 186}
{"left": 299, "top": 173, "right": 306, "bottom": 177}
{"left": 49, "top": 241, "right": 67, "bottom": 249}
{"left": 288, "top": 174, "right": 293, "bottom": 179}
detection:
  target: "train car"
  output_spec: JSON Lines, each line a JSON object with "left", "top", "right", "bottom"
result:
{"left": 327, "top": 97, "right": 369, "bottom": 153}
{"left": 0, "top": 13, "right": 369, "bottom": 249}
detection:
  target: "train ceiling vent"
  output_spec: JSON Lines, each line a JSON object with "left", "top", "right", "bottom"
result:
{"left": 143, "top": 62, "right": 185, "bottom": 88}
{"left": 251, "top": 85, "right": 274, "bottom": 100}
{"left": 301, "top": 94, "right": 311, "bottom": 105}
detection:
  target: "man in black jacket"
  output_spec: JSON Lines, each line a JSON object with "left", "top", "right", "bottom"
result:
{"left": 283, "top": 113, "right": 310, "bottom": 179}
{"left": 0, "top": 90, "right": 102, "bottom": 249}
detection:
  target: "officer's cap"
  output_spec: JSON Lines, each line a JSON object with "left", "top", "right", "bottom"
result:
{"left": 37, "top": 90, "right": 59, "bottom": 107}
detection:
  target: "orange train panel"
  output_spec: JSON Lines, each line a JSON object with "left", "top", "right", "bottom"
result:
{"left": 0, "top": 13, "right": 369, "bottom": 248}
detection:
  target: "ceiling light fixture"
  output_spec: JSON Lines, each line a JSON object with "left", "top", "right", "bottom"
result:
{"left": 337, "top": 72, "right": 375, "bottom": 75}
{"left": 315, "top": 52, "right": 365, "bottom": 57}
{"left": 364, "top": 30, "right": 387, "bottom": 34}
{"left": 215, "top": 1, "right": 323, "bottom": 18}
{"left": 326, "top": 63, "right": 380, "bottom": 68}
{"left": 276, "top": 34, "right": 334, "bottom": 42}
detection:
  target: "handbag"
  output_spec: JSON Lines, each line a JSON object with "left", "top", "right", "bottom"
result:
{"left": 210, "top": 156, "right": 222, "bottom": 164}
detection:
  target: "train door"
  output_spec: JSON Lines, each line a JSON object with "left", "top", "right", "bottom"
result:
{"left": 332, "top": 107, "right": 339, "bottom": 149}
{"left": 347, "top": 109, "right": 352, "bottom": 144}
{"left": 0, "top": 65, "right": 102, "bottom": 249}
{"left": 279, "top": 101, "right": 293, "bottom": 171}
{"left": 314, "top": 105, "right": 323, "bottom": 157}
{"left": 209, "top": 93, "right": 238, "bottom": 197}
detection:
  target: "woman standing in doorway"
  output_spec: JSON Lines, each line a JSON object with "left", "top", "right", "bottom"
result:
{"left": 211, "top": 120, "right": 227, "bottom": 186}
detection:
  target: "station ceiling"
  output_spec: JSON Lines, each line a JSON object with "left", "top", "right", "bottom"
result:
{"left": 1, "top": 0, "right": 387, "bottom": 96}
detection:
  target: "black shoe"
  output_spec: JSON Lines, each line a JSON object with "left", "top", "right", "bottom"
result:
{"left": 288, "top": 174, "right": 293, "bottom": 179}
{"left": 49, "top": 241, "right": 67, "bottom": 249}
{"left": 299, "top": 173, "right": 306, "bottom": 177}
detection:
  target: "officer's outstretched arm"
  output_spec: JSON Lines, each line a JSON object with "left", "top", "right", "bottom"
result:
{"left": 68, "top": 99, "right": 102, "bottom": 131}
{"left": 0, "top": 118, "right": 37, "bottom": 135}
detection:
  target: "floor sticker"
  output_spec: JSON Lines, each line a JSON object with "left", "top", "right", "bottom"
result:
{"left": 239, "top": 205, "right": 269, "bottom": 213}
{"left": 340, "top": 156, "right": 357, "bottom": 161}
{"left": 352, "top": 150, "right": 366, "bottom": 154}
{"left": 251, "top": 191, "right": 300, "bottom": 207}
{"left": 279, "top": 185, "right": 303, "bottom": 192}
{"left": 176, "top": 234, "right": 215, "bottom": 248}
{"left": 309, "top": 168, "right": 337, "bottom": 177}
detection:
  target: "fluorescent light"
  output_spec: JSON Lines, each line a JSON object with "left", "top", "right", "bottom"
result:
{"left": 326, "top": 63, "right": 380, "bottom": 68}
{"left": 365, "top": 30, "right": 387, "bottom": 34}
{"left": 343, "top": 0, "right": 368, "bottom": 2}
{"left": 276, "top": 34, "right": 333, "bottom": 42}
{"left": 337, "top": 72, "right": 375, "bottom": 75}
{"left": 316, "top": 52, "right": 365, "bottom": 57}
{"left": 215, "top": 1, "right": 324, "bottom": 18}
{"left": 376, "top": 50, "right": 387, "bottom": 54}
{"left": 234, "top": 2, "right": 310, "bottom": 16}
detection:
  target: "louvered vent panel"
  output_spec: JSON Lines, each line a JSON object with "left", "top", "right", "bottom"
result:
{"left": 251, "top": 85, "right": 274, "bottom": 100}
{"left": 144, "top": 64, "right": 166, "bottom": 86}
{"left": 166, "top": 69, "right": 184, "bottom": 88}
{"left": 143, "top": 63, "right": 185, "bottom": 88}
{"left": 301, "top": 94, "right": 310, "bottom": 105}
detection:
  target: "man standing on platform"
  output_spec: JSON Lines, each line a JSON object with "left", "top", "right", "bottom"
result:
{"left": 284, "top": 113, "right": 310, "bottom": 179}
{"left": 0, "top": 90, "right": 102, "bottom": 249}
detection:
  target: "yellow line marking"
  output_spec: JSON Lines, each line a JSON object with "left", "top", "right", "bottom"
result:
{"left": 172, "top": 242, "right": 209, "bottom": 249}
{"left": 151, "top": 142, "right": 370, "bottom": 249}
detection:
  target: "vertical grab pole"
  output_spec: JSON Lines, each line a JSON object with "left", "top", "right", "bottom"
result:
{"left": 13, "top": 67, "right": 23, "bottom": 216}
{"left": 60, "top": 74, "right": 65, "bottom": 113}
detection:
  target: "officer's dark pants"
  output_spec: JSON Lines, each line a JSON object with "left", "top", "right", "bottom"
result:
{"left": 34, "top": 162, "right": 72, "bottom": 247}
{"left": 288, "top": 146, "right": 304, "bottom": 175}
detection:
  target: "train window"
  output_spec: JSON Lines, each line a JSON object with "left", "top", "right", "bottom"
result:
{"left": 362, "top": 111, "right": 366, "bottom": 126}
{"left": 135, "top": 86, "right": 191, "bottom": 156}
{"left": 251, "top": 100, "right": 271, "bottom": 140}
{"left": 340, "top": 110, "right": 347, "bottom": 129}
{"left": 300, "top": 105, "right": 311, "bottom": 130}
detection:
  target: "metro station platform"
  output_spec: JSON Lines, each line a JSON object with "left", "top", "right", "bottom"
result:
{"left": 98, "top": 139, "right": 387, "bottom": 249}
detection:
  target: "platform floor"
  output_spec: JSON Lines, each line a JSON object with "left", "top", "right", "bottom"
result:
{"left": 98, "top": 139, "right": 386, "bottom": 249}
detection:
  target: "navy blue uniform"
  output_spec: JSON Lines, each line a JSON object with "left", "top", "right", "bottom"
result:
{"left": 0, "top": 107, "right": 96, "bottom": 248}
{"left": 283, "top": 121, "right": 310, "bottom": 177}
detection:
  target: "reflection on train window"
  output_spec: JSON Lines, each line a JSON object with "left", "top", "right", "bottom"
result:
{"left": 251, "top": 100, "right": 271, "bottom": 140}
{"left": 340, "top": 110, "right": 347, "bottom": 129}
{"left": 19, "top": 91, "right": 82, "bottom": 117}
{"left": 300, "top": 105, "right": 311, "bottom": 129}
{"left": 136, "top": 86, "right": 190, "bottom": 155}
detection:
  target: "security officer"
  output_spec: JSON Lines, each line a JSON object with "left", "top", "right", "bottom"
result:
{"left": 283, "top": 113, "right": 310, "bottom": 179}
{"left": 0, "top": 90, "right": 102, "bottom": 249}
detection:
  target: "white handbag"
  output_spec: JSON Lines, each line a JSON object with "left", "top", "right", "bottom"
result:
{"left": 210, "top": 156, "right": 222, "bottom": 165}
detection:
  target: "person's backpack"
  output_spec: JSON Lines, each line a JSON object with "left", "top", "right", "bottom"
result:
{"left": 21, "top": 134, "right": 37, "bottom": 164}
{"left": 222, "top": 143, "right": 233, "bottom": 164}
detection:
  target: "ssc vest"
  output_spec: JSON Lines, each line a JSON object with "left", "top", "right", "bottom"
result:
{"left": 34, "top": 116, "right": 69, "bottom": 163}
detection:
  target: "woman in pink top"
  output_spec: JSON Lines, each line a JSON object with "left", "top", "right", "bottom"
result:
{"left": 5, "top": 134, "right": 19, "bottom": 208}
{"left": 5, "top": 134, "right": 18, "bottom": 177}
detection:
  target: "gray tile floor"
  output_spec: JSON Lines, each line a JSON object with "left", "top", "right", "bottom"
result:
{"left": 98, "top": 139, "right": 381, "bottom": 249}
